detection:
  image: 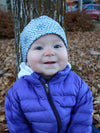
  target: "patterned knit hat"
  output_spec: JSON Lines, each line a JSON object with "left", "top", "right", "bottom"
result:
{"left": 20, "top": 15, "right": 68, "bottom": 62}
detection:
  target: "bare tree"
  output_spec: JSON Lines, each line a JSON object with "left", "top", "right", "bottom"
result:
{"left": 78, "top": 0, "right": 83, "bottom": 11}
{"left": 13, "top": 0, "right": 66, "bottom": 76}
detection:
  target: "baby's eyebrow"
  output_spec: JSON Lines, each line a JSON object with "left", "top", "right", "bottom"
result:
{"left": 32, "top": 43, "right": 44, "bottom": 46}
{"left": 53, "top": 41, "right": 64, "bottom": 44}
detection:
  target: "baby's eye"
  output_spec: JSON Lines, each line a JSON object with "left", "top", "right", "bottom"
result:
{"left": 35, "top": 46, "right": 43, "bottom": 50}
{"left": 54, "top": 44, "right": 61, "bottom": 48}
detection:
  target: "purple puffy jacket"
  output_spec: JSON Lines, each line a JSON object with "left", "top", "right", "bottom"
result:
{"left": 5, "top": 65, "right": 93, "bottom": 133}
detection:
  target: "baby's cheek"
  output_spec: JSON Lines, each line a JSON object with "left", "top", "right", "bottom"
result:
{"left": 62, "top": 54, "right": 68, "bottom": 62}
{"left": 61, "top": 56, "right": 68, "bottom": 67}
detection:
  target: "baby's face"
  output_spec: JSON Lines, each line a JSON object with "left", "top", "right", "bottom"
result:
{"left": 27, "top": 34, "right": 68, "bottom": 76}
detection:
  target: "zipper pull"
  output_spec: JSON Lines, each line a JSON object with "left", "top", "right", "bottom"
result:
{"left": 44, "top": 83, "right": 49, "bottom": 94}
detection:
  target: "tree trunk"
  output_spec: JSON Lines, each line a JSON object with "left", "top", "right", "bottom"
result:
{"left": 78, "top": 0, "right": 82, "bottom": 12}
{"left": 13, "top": 0, "right": 66, "bottom": 77}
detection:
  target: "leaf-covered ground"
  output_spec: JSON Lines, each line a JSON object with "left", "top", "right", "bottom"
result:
{"left": 0, "top": 30, "right": 100, "bottom": 132}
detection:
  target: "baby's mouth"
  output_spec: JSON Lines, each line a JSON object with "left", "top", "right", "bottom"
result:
{"left": 44, "top": 61, "right": 56, "bottom": 64}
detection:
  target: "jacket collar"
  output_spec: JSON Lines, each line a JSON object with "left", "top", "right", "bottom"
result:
{"left": 18, "top": 62, "right": 71, "bottom": 83}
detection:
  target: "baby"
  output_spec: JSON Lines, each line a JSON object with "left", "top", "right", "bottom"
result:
{"left": 5, "top": 15, "right": 93, "bottom": 133}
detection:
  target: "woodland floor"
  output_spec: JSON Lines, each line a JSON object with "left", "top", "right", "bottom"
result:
{"left": 0, "top": 30, "right": 100, "bottom": 132}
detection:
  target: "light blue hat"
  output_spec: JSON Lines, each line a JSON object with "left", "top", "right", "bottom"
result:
{"left": 20, "top": 15, "right": 68, "bottom": 62}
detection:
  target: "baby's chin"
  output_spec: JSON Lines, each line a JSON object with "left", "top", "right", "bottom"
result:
{"left": 42, "top": 71, "right": 57, "bottom": 77}
{"left": 41, "top": 67, "right": 66, "bottom": 77}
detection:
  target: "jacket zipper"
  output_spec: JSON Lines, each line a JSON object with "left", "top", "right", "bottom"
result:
{"left": 44, "top": 83, "right": 61, "bottom": 133}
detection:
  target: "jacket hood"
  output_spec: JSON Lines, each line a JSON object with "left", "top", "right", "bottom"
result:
{"left": 18, "top": 62, "right": 71, "bottom": 79}
{"left": 18, "top": 62, "right": 33, "bottom": 79}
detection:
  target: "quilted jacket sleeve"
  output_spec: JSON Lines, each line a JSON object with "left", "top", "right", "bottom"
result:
{"left": 67, "top": 79, "right": 93, "bottom": 133}
{"left": 5, "top": 86, "right": 31, "bottom": 133}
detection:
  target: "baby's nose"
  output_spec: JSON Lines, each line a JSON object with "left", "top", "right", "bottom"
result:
{"left": 44, "top": 49, "right": 55, "bottom": 56}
